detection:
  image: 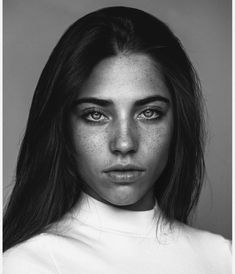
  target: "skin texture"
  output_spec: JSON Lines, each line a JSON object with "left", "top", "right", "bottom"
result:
{"left": 70, "top": 54, "right": 173, "bottom": 211}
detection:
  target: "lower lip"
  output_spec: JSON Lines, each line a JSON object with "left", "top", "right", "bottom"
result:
{"left": 104, "top": 171, "right": 145, "bottom": 183}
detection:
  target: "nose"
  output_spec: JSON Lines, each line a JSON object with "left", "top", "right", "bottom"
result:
{"left": 109, "top": 120, "right": 138, "bottom": 156}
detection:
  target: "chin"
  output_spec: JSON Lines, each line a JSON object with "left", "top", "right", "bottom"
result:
{"left": 105, "top": 189, "right": 140, "bottom": 207}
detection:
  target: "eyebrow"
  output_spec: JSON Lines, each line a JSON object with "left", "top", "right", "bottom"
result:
{"left": 74, "top": 95, "right": 170, "bottom": 107}
{"left": 134, "top": 95, "right": 170, "bottom": 106}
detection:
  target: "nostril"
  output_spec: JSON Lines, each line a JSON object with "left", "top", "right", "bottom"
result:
{"left": 110, "top": 134, "right": 138, "bottom": 155}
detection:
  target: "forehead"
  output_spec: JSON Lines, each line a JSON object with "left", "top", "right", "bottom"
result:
{"left": 78, "top": 54, "right": 171, "bottom": 102}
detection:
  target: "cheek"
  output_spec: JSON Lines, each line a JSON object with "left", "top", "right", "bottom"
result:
{"left": 142, "top": 125, "right": 172, "bottom": 167}
{"left": 72, "top": 125, "right": 108, "bottom": 164}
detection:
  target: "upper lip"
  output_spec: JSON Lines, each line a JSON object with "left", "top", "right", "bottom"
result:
{"left": 103, "top": 164, "right": 145, "bottom": 172}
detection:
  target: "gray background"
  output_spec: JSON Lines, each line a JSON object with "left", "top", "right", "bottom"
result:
{"left": 3, "top": 0, "right": 232, "bottom": 239}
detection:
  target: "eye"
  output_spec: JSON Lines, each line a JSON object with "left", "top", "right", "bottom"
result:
{"left": 137, "top": 108, "right": 162, "bottom": 120}
{"left": 82, "top": 109, "right": 109, "bottom": 123}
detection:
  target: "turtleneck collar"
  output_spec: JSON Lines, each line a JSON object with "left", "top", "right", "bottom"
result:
{"left": 70, "top": 192, "right": 162, "bottom": 237}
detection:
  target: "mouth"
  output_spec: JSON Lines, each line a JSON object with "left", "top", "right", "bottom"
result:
{"left": 103, "top": 165, "right": 145, "bottom": 183}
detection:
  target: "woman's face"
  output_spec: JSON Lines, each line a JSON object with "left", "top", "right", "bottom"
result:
{"left": 70, "top": 54, "right": 173, "bottom": 211}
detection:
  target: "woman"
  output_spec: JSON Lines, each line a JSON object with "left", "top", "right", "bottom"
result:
{"left": 3, "top": 6, "right": 231, "bottom": 273}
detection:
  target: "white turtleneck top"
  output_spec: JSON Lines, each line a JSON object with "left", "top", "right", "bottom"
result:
{"left": 3, "top": 193, "right": 232, "bottom": 274}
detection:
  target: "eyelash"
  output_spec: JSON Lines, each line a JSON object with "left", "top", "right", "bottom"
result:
{"left": 81, "top": 108, "right": 108, "bottom": 123}
{"left": 81, "top": 108, "right": 163, "bottom": 123}
{"left": 137, "top": 108, "right": 163, "bottom": 121}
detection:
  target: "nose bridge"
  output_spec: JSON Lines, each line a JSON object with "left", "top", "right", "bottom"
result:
{"left": 110, "top": 117, "right": 138, "bottom": 155}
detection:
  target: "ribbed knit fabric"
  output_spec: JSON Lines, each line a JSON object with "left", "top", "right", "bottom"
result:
{"left": 4, "top": 192, "right": 232, "bottom": 274}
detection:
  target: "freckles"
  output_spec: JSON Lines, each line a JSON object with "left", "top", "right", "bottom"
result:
{"left": 73, "top": 128, "right": 107, "bottom": 155}
{"left": 144, "top": 126, "right": 171, "bottom": 153}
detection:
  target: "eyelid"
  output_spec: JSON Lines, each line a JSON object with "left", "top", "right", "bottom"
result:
{"left": 137, "top": 107, "right": 164, "bottom": 120}
{"left": 81, "top": 107, "right": 110, "bottom": 122}
{"left": 81, "top": 107, "right": 107, "bottom": 114}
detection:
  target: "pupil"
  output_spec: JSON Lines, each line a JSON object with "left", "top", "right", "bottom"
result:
{"left": 92, "top": 112, "right": 101, "bottom": 119}
{"left": 145, "top": 110, "right": 153, "bottom": 117}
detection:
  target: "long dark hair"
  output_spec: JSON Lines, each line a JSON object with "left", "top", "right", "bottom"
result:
{"left": 4, "top": 6, "right": 205, "bottom": 252}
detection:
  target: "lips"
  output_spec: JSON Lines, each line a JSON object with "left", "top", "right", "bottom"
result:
{"left": 103, "top": 164, "right": 145, "bottom": 183}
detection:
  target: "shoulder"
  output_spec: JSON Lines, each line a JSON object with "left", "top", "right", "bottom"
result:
{"left": 175, "top": 223, "right": 232, "bottom": 272}
{"left": 180, "top": 223, "right": 231, "bottom": 252}
{"left": 3, "top": 233, "right": 60, "bottom": 274}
